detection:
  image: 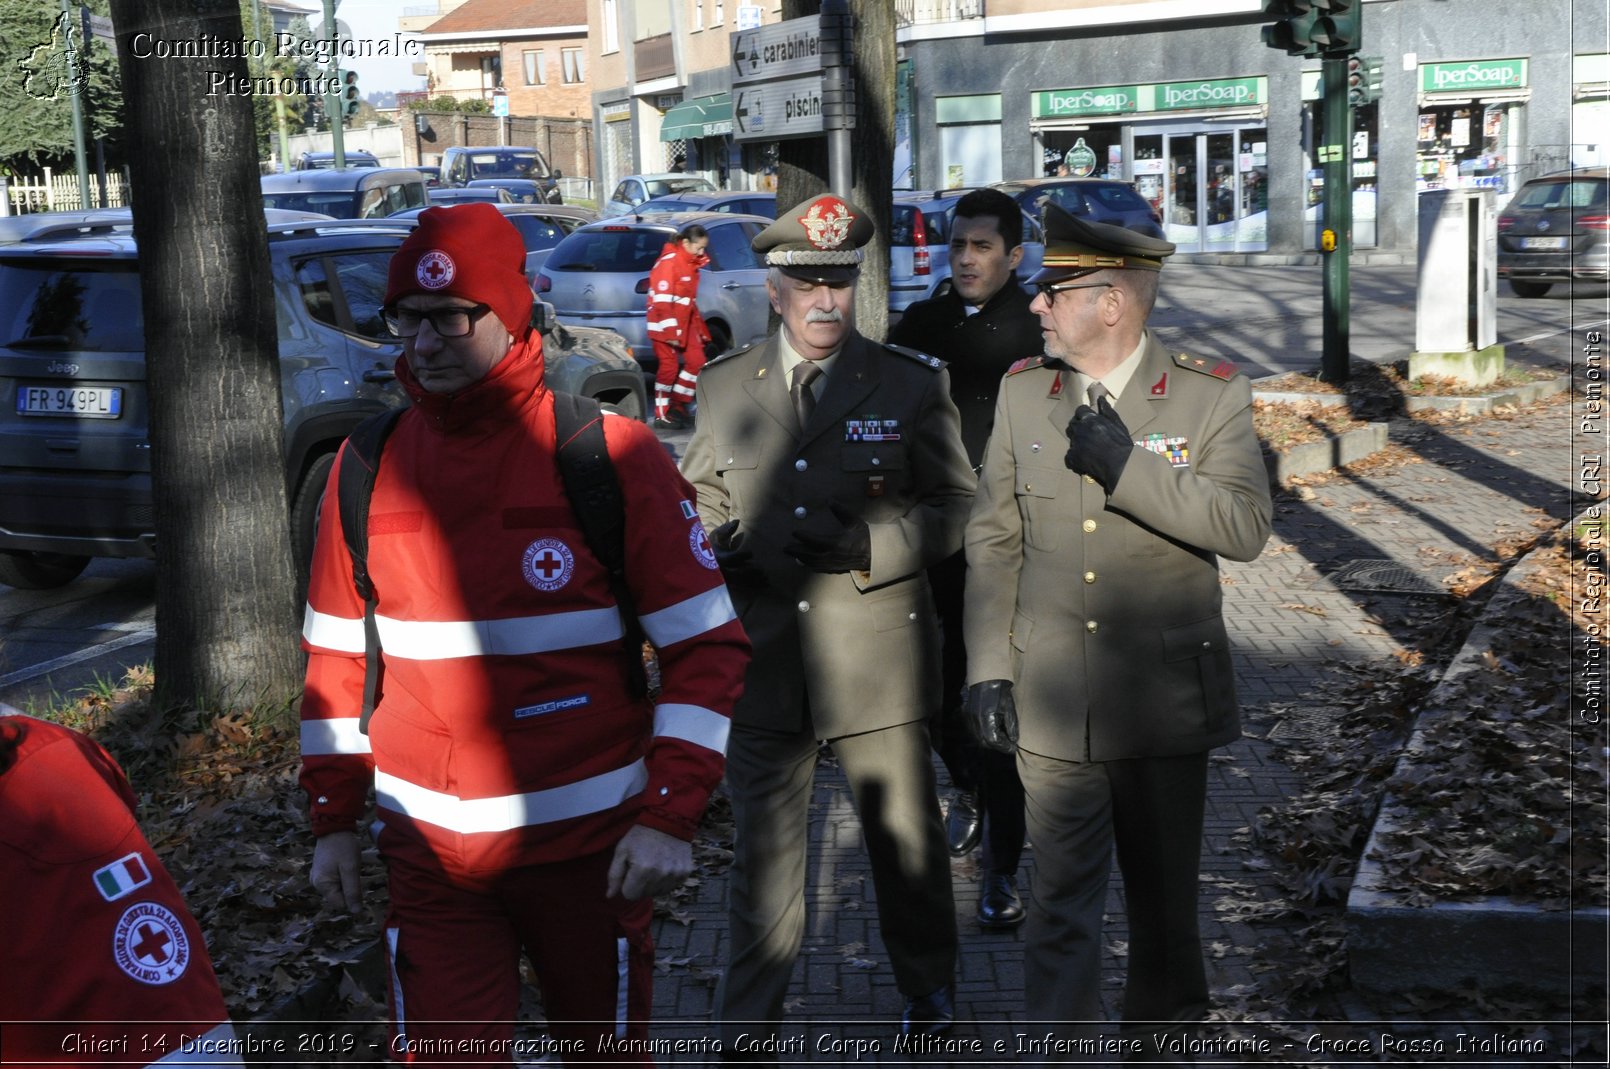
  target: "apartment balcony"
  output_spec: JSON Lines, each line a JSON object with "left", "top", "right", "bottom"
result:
{"left": 895, "top": 0, "right": 984, "bottom": 27}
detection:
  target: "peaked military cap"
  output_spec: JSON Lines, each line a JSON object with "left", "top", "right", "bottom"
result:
{"left": 1029, "top": 203, "right": 1176, "bottom": 285}
{"left": 752, "top": 192, "right": 875, "bottom": 282}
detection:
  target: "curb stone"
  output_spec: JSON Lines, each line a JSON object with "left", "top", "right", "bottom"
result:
{"left": 1261, "top": 422, "right": 1390, "bottom": 487}
{"left": 1344, "top": 508, "right": 1609, "bottom": 998}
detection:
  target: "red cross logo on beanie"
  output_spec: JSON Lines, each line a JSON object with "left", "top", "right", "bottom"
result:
{"left": 417, "top": 250, "right": 456, "bottom": 290}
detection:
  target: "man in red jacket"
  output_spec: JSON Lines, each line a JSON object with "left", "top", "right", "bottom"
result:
{"left": 299, "top": 204, "right": 750, "bottom": 1064}
{"left": 0, "top": 707, "right": 243, "bottom": 1066}
{"left": 646, "top": 223, "right": 711, "bottom": 428}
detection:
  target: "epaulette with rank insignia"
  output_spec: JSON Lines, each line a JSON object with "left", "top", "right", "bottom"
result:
{"left": 703, "top": 341, "right": 760, "bottom": 370}
{"left": 883, "top": 342, "right": 946, "bottom": 370}
{"left": 1006, "top": 356, "right": 1046, "bottom": 376}
{"left": 1173, "top": 352, "right": 1240, "bottom": 381}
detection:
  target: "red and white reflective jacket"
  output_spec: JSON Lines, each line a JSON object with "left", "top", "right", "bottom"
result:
{"left": 0, "top": 714, "right": 241, "bottom": 1066}
{"left": 298, "top": 331, "right": 749, "bottom": 874}
{"left": 645, "top": 241, "right": 709, "bottom": 349}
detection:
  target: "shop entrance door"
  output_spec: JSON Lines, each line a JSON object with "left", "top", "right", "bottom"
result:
{"left": 1140, "top": 125, "right": 1269, "bottom": 253}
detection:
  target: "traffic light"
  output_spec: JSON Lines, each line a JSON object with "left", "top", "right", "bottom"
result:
{"left": 1313, "top": 0, "right": 1362, "bottom": 55}
{"left": 1261, "top": 0, "right": 1322, "bottom": 57}
{"left": 1347, "top": 55, "right": 1384, "bottom": 106}
{"left": 342, "top": 69, "right": 360, "bottom": 120}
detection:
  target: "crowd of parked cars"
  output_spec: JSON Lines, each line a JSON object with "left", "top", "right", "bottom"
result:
{"left": 47, "top": 161, "right": 1600, "bottom": 590}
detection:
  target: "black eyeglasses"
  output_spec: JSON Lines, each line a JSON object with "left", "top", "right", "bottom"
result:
{"left": 381, "top": 303, "right": 494, "bottom": 338}
{"left": 1034, "top": 280, "right": 1113, "bottom": 305}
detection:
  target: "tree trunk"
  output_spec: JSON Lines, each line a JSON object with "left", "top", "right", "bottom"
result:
{"left": 111, "top": 0, "right": 304, "bottom": 717}
{"left": 776, "top": 0, "right": 894, "bottom": 338}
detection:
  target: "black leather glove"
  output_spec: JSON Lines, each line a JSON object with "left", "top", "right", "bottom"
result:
{"left": 710, "top": 519, "right": 765, "bottom": 585}
{"left": 784, "top": 505, "right": 871, "bottom": 573}
{"left": 1064, "top": 395, "right": 1134, "bottom": 493}
{"left": 963, "top": 679, "right": 1018, "bottom": 754}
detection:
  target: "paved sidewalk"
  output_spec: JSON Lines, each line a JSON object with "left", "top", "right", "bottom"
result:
{"left": 638, "top": 388, "right": 1583, "bottom": 1065}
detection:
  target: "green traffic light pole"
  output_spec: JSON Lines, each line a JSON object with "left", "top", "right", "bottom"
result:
{"left": 322, "top": 0, "right": 346, "bottom": 167}
{"left": 1320, "top": 52, "right": 1353, "bottom": 384}
{"left": 61, "top": 0, "right": 93, "bottom": 209}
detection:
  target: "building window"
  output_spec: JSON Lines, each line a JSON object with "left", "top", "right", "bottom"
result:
{"left": 712, "top": 1, "right": 724, "bottom": 26}
{"left": 562, "top": 48, "right": 585, "bottom": 84}
{"left": 523, "top": 50, "right": 545, "bottom": 86}
{"left": 602, "top": 0, "right": 620, "bottom": 53}
{"left": 693, "top": 0, "right": 703, "bottom": 31}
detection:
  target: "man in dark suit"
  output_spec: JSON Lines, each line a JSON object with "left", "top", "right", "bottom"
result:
{"left": 963, "top": 206, "right": 1272, "bottom": 1058}
{"left": 887, "top": 188, "right": 1042, "bottom": 930}
{"left": 681, "top": 193, "right": 975, "bottom": 1055}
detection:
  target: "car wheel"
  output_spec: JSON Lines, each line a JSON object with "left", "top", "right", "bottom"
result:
{"left": 291, "top": 451, "right": 336, "bottom": 597}
{"left": 1508, "top": 279, "right": 1552, "bottom": 298}
{"left": 0, "top": 550, "right": 91, "bottom": 590}
{"left": 705, "top": 321, "right": 734, "bottom": 358}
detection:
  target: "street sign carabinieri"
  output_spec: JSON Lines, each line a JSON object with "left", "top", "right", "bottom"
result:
{"left": 731, "top": 15, "right": 842, "bottom": 86}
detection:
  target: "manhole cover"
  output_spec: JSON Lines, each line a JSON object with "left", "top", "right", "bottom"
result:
{"left": 1265, "top": 706, "right": 1348, "bottom": 747}
{"left": 1321, "top": 559, "right": 1447, "bottom": 596}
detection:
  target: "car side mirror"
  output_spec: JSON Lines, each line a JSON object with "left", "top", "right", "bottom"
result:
{"left": 531, "top": 299, "right": 555, "bottom": 334}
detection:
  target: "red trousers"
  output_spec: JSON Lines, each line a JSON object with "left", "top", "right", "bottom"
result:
{"left": 382, "top": 845, "right": 655, "bottom": 1067}
{"left": 652, "top": 338, "right": 706, "bottom": 417}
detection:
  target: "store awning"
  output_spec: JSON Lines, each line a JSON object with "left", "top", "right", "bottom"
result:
{"left": 660, "top": 94, "right": 733, "bottom": 140}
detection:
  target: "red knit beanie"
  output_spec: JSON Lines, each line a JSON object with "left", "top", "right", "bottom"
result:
{"left": 384, "top": 203, "right": 534, "bottom": 335}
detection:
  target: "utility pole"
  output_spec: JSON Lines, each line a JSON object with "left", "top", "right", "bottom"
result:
{"left": 1260, "top": 0, "right": 1364, "bottom": 384}
{"left": 61, "top": 0, "right": 93, "bottom": 208}
{"left": 322, "top": 0, "right": 345, "bottom": 166}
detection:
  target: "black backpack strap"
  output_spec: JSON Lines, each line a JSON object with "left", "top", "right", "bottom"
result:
{"left": 551, "top": 392, "right": 647, "bottom": 696}
{"left": 336, "top": 407, "right": 405, "bottom": 735}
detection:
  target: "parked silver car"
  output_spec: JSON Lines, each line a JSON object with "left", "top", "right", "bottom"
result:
{"left": 535, "top": 212, "right": 772, "bottom": 372}
{"left": 1497, "top": 166, "right": 1609, "bottom": 297}
{"left": 600, "top": 173, "right": 717, "bottom": 218}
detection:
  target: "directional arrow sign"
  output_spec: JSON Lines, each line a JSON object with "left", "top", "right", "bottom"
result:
{"left": 731, "top": 14, "right": 843, "bottom": 85}
{"left": 733, "top": 76, "right": 837, "bottom": 142}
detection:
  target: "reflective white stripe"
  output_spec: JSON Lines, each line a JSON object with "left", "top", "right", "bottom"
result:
{"left": 301, "top": 717, "right": 373, "bottom": 755}
{"left": 653, "top": 703, "right": 729, "bottom": 754}
{"left": 387, "top": 927, "right": 408, "bottom": 1050}
{"left": 648, "top": 316, "right": 681, "bottom": 331}
{"left": 379, "top": 606, "right": 623, "bottom": 659}
{"left": 672, "top": 383, "right": 697, "bottom": 397}
{"left": 307, "top": 605, "right": 625, "bottom": 661}
{"left": 651, "top": 293, "right": 693, "bottom": 306}
{"left": 614, "top": 937, "right": 630, "bottom": 1038}
{"left": 304, "top": 604, "right": 366, "bottom": 654}
{"left": 639, "top": 586, "right": 737, "bottom": 649}
{"left": 676, "top": 370, "right": 698, "bottom": 384}
{"left": 150, "top": 1022, "right": 244, "bottom": 1066}
{"left": 374, "top": 762, "right": 648, "bottom": 833}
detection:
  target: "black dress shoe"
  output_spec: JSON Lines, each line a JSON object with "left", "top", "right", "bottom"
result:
{"left": 901, "top": 983, "right": 955, "bottom": 1037}
{"left": 977, "top": 873, "right": 1025, "bottom": 929}
{"left": 945, "top": 790, "right": 980, "bottom": 857}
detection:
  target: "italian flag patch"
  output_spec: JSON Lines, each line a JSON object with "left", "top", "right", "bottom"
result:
{"left": 93, "top": 852, "right": 152, "bottom": 902}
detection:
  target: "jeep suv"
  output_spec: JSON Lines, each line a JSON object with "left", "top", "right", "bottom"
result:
{"left": 0, "top": 214, "right": 645, "bottom": 589}
{"left": 441, "top": 146, "right": 562, "bottom": 204}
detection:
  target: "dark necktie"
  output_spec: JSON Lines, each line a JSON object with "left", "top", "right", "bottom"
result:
{"left": 1087, "top": 381, "right": 1110, "bottom": 408}
{"left": 791, "top": 361, "right": 823, "bottom": 431}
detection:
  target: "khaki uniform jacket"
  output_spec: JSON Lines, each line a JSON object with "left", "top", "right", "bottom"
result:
{"left": 963, "top": 331, "right": 1272, "bottom": 762}
{"left": 682, "top": 331, "right": 976, "bottom": 738}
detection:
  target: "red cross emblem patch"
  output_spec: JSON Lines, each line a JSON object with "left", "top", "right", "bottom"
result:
{"left": 416, "top": 250, "right": 455, "bottom": 290}
{"left": 522, "top": 538, "right": 575, "bottom": 591}
{"left": 112, "top": 902, "right": 190, "bottom": 986}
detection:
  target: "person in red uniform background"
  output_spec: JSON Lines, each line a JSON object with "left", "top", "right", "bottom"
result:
{"left": 0, "top": 706, "right": 243, "bottom": 1067}
{"left": 646, "top": 224, "right": 711, "bottom": 429}
{"left": 299, "top": 203, "right": 749, "bottom": 1065}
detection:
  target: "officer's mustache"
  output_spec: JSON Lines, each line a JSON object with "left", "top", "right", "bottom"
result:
{"left": 805, "top": 309, "right": 844, "bottom": 324}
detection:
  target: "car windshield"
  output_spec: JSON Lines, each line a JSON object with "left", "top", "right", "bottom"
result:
{"left": 508, "top": 215, "right": 570, "bottom": 251}
{"left": 468, "top": 151, "right": 548, "bottom": 179}
{"left": 644, "top": 178, "right": 715, "bottom": 198}
{"left": 0, "top": 259, "right": 143, "bottom": 350}
{"left": 546, "top": 227, "right": 668, "bottom": 271}
{"left": 262, "top": 191, "right": 360, "bottom": 218}
{"left": 890, "top": 205, "right": 950, "bottom": 247}
{"left": 1512, "top": 177, "right": 1607, "bottom": 211}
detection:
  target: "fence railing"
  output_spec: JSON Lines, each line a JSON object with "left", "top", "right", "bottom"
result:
{"left": 2, "top": 168, "right": 127, "bottom": 215}
{"left": 894, "top": 0, "right": 984, "bottom": 27}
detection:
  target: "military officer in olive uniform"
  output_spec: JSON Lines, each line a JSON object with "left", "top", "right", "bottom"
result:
{"left": 962, "top": 206, "right": 1272, "bottom": 1058}
{"left": 681, "top": 193, "right": 975, "bottom": 1053}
